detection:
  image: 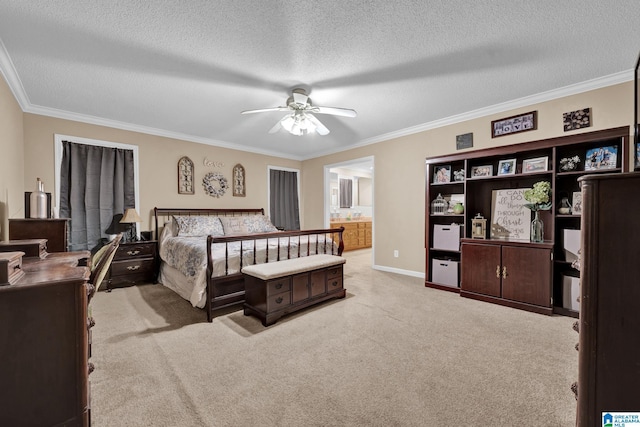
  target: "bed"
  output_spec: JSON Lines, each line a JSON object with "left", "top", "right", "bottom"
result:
{"left": 153, "top": 208, "right": 344, "bottom": 321}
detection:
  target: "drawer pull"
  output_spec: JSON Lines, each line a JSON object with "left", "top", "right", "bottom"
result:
{"left": 275, "top": 283, "right": 283, "bottom": 290}
{"left": 88, "top": 362, "right": 95, "bottom": 375}
{"left": 127, "top": 250, "right": 140, "bottom": 256}
{"left": 331, "top": 281, "right": 338, "bottom": 287}
{"left": 126, "top": 265, "right": 140, "bottom": 271}
{"left": 276, "top": 297, "right": 283, "bottom": 304}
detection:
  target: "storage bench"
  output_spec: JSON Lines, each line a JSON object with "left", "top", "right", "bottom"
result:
{"left": 242, "top": 254, "right": 346, "bottom": 326}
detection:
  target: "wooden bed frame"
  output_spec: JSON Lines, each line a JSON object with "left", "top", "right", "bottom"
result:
{"left": 153, "top": 207, "right": 344, "bottom": 322}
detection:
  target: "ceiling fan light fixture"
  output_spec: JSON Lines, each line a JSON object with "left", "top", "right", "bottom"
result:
{"left": 242, "top": 88, "right": 355, "bottom": 136}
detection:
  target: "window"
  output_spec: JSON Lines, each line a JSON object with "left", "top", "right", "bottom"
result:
{"left": 54, "top": 135, "right": 139, "bottom": 250}
{"left": 268, "top": 166, "right": 300, "bottom": 230}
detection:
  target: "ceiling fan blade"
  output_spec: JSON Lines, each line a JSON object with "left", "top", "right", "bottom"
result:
{"left": 292, "top": 91, "right": 308, "bottom": 106}
{"left": 241, "top": 106, "right": 289, "bottom": 114}
{"left": 306, "top": 113, "right": 330, "bottom": 136}
{"left": 313, "top": 106, "right": 357, "bottom": 118}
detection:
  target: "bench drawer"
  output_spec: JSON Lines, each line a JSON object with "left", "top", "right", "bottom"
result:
{"left": 266, "top": 277, "right": 291, "bottom": 295}
{"left": 326, "top": 265, "right": 343, "bottom": 280}
{"left": 267, "top": 291, "right": 291, "bottom": 311}
{"left": 327, "top": 277, "right": 343, "bottom": 292}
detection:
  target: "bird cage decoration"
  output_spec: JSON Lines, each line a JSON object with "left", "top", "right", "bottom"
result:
{"left": 431, "top": 193, "right": 448, "bottom": 215}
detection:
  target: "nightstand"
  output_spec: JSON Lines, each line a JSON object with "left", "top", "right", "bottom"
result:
{"left": 106, "top": 240, "right": 157, "bottom": 290}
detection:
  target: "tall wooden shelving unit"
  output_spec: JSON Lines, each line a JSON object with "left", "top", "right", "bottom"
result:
{"left": 425, "top": 126, "right": 630, "bottom": 316}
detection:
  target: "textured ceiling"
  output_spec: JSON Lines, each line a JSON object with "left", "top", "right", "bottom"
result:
{"left": 0, "top": 1, "right": 638, "bottom": 160}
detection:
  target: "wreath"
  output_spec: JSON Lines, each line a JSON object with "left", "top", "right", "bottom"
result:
{"left": 202, "top": 172, "right": 228, "bottom": 198}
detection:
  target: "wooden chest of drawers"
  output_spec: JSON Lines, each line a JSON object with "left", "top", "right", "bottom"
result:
{"left": 0, "top": 251, "right": 25, "bottom": 286}
{"left": 107, "top": 240, "right": 157, "bottom": 289}
{"left": 330, "top": 221, "right": 371, "bottom": 251}
{"left": 0, "top": 238, "right": 48, "bottom": 259}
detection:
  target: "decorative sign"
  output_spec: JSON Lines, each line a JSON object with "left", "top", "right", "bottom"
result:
{"left": 563, "top": 108, "right": 591, "bottom": 132}
{"left": 456, "top": 133, "right": 473, "bottom": 150}
{"left": 491, "top": 111, "right": 537, "bottom": 138}
{"left": 204, "top": 158, "right": 224, "bottom": 168}
{"left": 177, "top": 156, "right": 194, "bottom": 194}
{"left": 232, "top": 164, "right": 246, "bottom": 197}
{"left": 490, "top": 188, "right": 531, "bottom": 240}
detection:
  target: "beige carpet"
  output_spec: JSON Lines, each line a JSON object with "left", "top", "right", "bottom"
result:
{"left": 90, "top": 249, "right": 578, "bottom": 426}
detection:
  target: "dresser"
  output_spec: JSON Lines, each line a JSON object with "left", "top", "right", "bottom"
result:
{"left": 330, "top": 220, "right": 371, "bottom": 251}
{"left": 576, "top": 173, "right": 640, "bottom": 426}
{"left": 0, "top": 257, "right": 92, "bottom": 426}
{"left": 9, "top": 218, "right": 70, "bottom": 252}
{"left": 107, "top": 240, "right": 157, "bottom": 289}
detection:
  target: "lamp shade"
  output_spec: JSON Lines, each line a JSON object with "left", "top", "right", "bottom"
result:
{"left": 120, "top": 208, "right": 142, "bottom": 224}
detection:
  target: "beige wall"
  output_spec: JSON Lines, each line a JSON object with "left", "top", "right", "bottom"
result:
{"left": 6, "top": 66, "right": 634, "bottom": 274}
{"left": 22, "top": 114, "right": 301, "bottom": 234}
{"left": 0, "top": 73, "right": 24, "bottom": 240}
{"left": 302, "top": 81, "right": 634, "bottom": 275}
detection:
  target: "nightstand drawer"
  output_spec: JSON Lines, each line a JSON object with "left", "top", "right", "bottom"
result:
{"left": 106, "top": 240, "right": 158, "bottom": 289}
{"left": 116, "top": 243, "right": 155, "bottom": 259}
{"left": 111, "top": 258, "right": 155, "bottom": 278}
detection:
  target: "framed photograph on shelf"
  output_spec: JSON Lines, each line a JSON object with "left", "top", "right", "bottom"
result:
{"left": 497, "top": 159, "right": 516, "bottom": 176}
{"left": 470, "top": 165, "right": 493, "bottom": 178}
{"left": 522, "top": 156, "right": 548, "bottom": 173}
{"left": 585, "top": 145, "right": 618, "bottom": 171}
{"left": 571, "top": 191, "right": 582, "bottom": 215}
{"left": 491, "top": 111, "right": 537, "bottom": 138}
{"left": 433, "top": 165, "right": 452, "bottom": 183}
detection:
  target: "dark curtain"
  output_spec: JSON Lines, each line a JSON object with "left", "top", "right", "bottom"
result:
{"left": 59, "top": 141, "right": 135, "bottom": 251}
{"left": 340, "top": 178, "right": 352, "bottom": 208}
{"left": 269, "top": 169, "right": 300, "bottom": 230}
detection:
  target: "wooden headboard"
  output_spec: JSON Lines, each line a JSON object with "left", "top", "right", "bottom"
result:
{"left": 153, "top": 207, "right": 265, "bottom": 240}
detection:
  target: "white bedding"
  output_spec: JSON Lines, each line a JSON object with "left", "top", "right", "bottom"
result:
{"left": 158, "top": 233, "right": 339, "bottom": 308}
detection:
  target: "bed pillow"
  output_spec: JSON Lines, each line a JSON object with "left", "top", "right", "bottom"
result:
{"left": 173, "top": 215, "right": 224, "bottom": 237}
{"left": 243, "top": 215, "right": 279, "bottom": 233}
{"left": 218, "top": 216, "right": 249, "bottom": 235}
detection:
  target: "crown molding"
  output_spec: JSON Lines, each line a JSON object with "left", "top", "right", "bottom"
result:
{"left": 0, "top": 39, "right": 30, "bottom": 109}
{"left": 306, "top": 70, "right": 635, "bottom": 160}
{"left": 2, "top": 33, "right": 633, "bottom": 162}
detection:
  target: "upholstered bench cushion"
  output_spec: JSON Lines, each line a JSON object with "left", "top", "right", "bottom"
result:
{"left": 241, "top": 254, "right": 346, "bottom": 280}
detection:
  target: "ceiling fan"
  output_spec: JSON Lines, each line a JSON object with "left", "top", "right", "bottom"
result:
{"left": 241, "top": 88, "right": 357, "bottom": 136}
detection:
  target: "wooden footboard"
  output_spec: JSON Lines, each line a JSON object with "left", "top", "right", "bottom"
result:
{"left": 205, "top": 228, "right": 344, "bottom": 322}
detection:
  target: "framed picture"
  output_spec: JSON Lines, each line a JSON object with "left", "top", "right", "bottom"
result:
{"left": 636, "top": 142, "right": 640, "bottom": 169}
{"left": 522, "top": 156, "right": 548, "bottom": 173}
{"left": 491, "top": 111, "right": 537, "bottom": 138}
{"left": 571, "top": 191, "right": 582, "bottom": 215}
{"left": 497, "top": 159, "right": 516, "bottom": 176}
{"left": 433, "top": 165, "right": 451, "bottom": 183}
{"left": 470, "top": 165, "right": 493, "bottom": 178}
{"left": 585, "top": 145, "right": 618, "bottom": 171}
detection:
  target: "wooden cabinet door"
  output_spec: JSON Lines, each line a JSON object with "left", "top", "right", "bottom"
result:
{"left": 310, "top": 270, "right": 326, "bottom": 297}
{"left": 461, "top": 243, "right": 501, "bottom": 297}
{"left": 292, "top": 273, "right": 309, "bottom": 303}
{"left": 501, "top": 246, "right": 551, "bottom": 307}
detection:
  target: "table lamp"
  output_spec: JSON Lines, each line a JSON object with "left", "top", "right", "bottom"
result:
{"left": 120, "top": 208, "right": 142, "bottom": 242}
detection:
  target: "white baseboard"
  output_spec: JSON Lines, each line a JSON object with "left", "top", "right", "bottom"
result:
{"left": 372, "top": 264, "right": 425, "bottom": 279}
